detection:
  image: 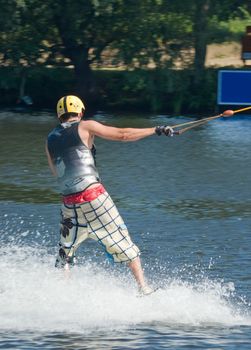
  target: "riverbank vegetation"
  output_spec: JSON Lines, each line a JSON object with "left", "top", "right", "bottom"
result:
{"left": 0, "top": 0, "right": 251, "bottom": 113}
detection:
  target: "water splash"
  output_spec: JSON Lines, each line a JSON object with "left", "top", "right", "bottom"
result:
{"left": 0, "top": 245, "right": 250, "bottom": 334}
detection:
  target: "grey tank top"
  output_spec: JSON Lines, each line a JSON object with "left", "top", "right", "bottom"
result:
{"left": 47, "top": 122, "right": 100, "bottom": 195}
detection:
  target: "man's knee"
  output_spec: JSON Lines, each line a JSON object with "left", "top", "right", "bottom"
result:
{"left": 111, "top": 244, "right": 140, "bottom": 263}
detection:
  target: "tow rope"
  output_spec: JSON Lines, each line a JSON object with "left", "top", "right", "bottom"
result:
{"left": 172, "top": 106, "right": 251, "bottom": 135}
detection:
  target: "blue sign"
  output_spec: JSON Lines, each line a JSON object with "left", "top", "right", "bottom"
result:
{"left": 218, "top": 70, "right": 251, "bottom": 105}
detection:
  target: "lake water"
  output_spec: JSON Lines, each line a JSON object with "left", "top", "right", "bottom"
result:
{"left": 0, "top": 110, "right": 251, "bottom": 349}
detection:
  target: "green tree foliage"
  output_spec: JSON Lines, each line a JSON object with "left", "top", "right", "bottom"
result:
{"left": 0, "top": 0, "right": 250, "bottom": 110}
{"left": 0, "top": 0, "right": 191, "bottom": 100}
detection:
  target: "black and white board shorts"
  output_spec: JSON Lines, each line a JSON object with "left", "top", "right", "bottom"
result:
{"left": 56, "top": 190, "right": 140, "bottom": 266}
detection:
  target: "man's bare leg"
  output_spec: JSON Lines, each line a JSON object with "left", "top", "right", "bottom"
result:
{"left": 128, "top": 257, "right": 154, "bottom": 295}
{"left": 128, "top": 256, "right": 146, "bottom": 288}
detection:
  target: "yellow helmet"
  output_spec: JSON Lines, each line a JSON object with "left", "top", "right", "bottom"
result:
{"left": 56, "top": 95, "right": 85, "bottom": 118}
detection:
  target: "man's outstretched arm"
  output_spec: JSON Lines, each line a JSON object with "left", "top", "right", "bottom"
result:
{"left": 79, "top": 120, "right": 172, "bottom": 142}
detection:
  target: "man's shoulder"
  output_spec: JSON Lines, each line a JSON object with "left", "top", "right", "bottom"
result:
{"left": 80, "top": 119, "right": 98, "bottom": 126}
{"left": 79, "top": 119, "right": 101, "bottom": 131}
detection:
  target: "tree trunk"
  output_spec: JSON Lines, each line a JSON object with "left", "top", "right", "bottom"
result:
{"left": 19, "top": 67, "right": 27, "bottom": 99}
{"left": 66, "top": 47, "right": 95, "bottom": 105}
{"left": 53, "top": 7, "right": 96, "bottom": 106}
{"left": 193, "top": 0, "right": 210, "bottom": 83}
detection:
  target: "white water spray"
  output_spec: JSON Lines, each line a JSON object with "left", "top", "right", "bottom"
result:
{"left": 0, "top": 245, "right": 250, "bottom": 334}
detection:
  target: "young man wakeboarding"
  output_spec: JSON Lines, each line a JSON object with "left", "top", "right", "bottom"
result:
{"left": 46, "top": 95, "right": 173, "bottom": 296}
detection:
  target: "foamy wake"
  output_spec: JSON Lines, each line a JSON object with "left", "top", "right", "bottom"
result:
{"left": 0, "top": 245, "right": 250, "bottom": 333}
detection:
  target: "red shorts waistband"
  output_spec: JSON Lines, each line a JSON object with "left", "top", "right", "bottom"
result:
{"left": 63, "top": 184, "right": 106, "bottom": 205}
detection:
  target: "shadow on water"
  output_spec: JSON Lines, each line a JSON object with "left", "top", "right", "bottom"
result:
{"left": 1, "top": 182, "right": 251, "bottom": 220}
{"left": 157, "top": 199, "right": 251, "bottom": 219}
{"left": 0, "top": 183, "right": 59, "bottom": 204}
